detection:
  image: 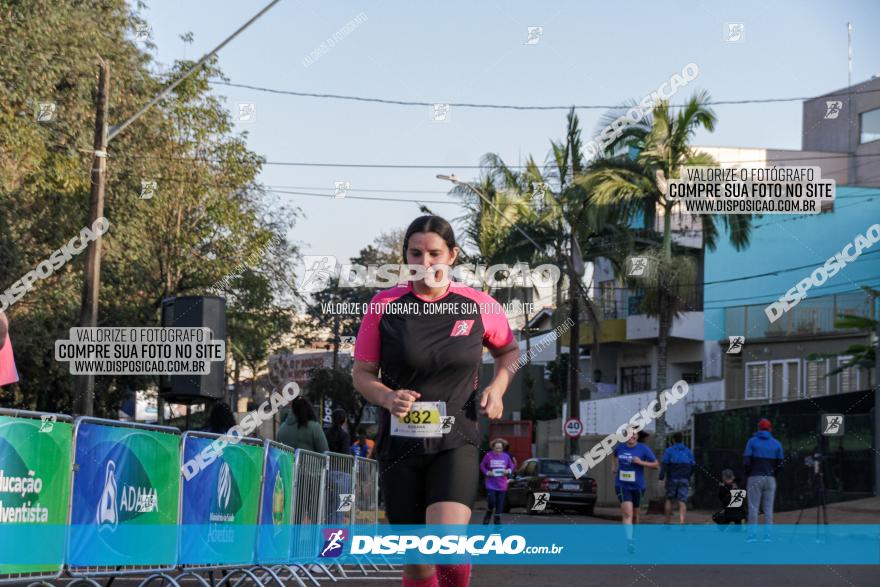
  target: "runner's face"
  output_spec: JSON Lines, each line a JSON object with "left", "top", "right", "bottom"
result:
{"left": 405, "top": 232, "right": 458, "bottom": 286}
{"left": 626, "top": 430, "right": 638, "bottom": 445}
{"left": 493, "top": 442, "right": 503, "bottom": 452}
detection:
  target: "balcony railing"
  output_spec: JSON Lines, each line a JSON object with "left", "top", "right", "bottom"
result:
{"left": 591, "top": 288, "right": 703, "bottom": 320}
{"left": 724, "top": 291, "right": 874, "bottom": 339}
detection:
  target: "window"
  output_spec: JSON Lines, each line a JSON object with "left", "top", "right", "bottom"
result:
{"left": 599, "top": 280, "right": 618, "bottom": 318}
{"left": 681, "top": 372, "right": 700, "bottom": 384}
{"left": 837, "top": 355, "right": 860, "bottom": 393}
{"left": 745, "top": 361, "right": 768, "bottom": 400}
{"left": 540, "top": 460, "right": 574, "bottom": 477}
{"left": 620, "top": 365, "right": 651, "bottom": 394}
{"left": 804, "top": 359, "right": 830, "bottom": 397}
{"left": 860, "top": 107, "right": 880, "bottom": 144}
{"left": 770, "top": 359, "right": 800, "bottom": 401}
{"left": 523, "top": 461, "right": 538, "bottom": 476}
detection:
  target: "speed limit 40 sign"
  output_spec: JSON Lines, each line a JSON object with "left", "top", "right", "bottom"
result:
{"left": 563, "top": 418, "right": 583, "bottom": 438}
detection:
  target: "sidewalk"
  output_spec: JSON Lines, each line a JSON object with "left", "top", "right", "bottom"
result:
{"left": 592, "top": 495, "right": 880, "bottom": 524}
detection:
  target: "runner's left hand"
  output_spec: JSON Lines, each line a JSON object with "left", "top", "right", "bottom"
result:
{"left": 480, "top": 385, "right": 504, "bottom": 419}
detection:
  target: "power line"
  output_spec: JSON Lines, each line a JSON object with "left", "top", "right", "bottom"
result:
{"left": 114, "top": 151, "right": 880, "bottom": 169}
{"left": 209, "top": 80, "right": 880, "bottom": 111}
{"left": 110, "top": 1, "right": 283, "bottom": 140}
{"left": 702, "top": 278, "right": 880, "bottom": 307}
{"left": 266, "top": 188, "right": 458, "bottom": 205}
{"left": 266, "top": 184, "right": 450, "bottom": 194}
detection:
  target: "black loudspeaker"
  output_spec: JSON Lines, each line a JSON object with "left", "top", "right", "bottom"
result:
{"left": 159, "top": 296, "right": 227, "bottom": 404}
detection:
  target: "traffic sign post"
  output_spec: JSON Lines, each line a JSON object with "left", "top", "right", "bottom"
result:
{"left": 563, "top": 418, "right": 583, "bottom": 439}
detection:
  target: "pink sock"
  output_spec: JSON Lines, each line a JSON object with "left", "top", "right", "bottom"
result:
{"left": 436, "top": 564, "right": 472, "bottom": 587}
{"left": 402, "top": 573, "right": 438, "bottom": 587}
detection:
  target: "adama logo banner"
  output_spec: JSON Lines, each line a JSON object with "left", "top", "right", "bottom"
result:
{"left": 68, "top": 421, "right": 179, "bottom": 567}
{"left": 179, "top": 434, "right": 262, "bottom": 565}
{"left": 0, "top": 413, "right": 71, "bottom": 575}
{"left": 256, "top": 443, "right": 294, "bottom": 564}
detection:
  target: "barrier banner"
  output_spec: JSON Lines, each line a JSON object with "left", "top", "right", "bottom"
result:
{"left": 256, "top": 442, "right": 294, "bottom": 563}
{"left": 68, "top": 421, "right": 180, "bottom": 567}
{"left": 0, "top": 413, "right": 71, "bottom": 575}
{"left": 179, "top": 434, "right": 262, "bottom": 566}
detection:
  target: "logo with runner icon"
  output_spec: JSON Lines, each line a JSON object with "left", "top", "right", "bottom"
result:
{"left": 726, "top": 336, "right": 744, "bottom": 354}
{"left": 319, "top": 528, "right": 348, "bottom": 558}
{"left": 727, "top": 489, "right": 746, "bottom": 508}
{"left": 821, "top": 414, "right": 844, "bottom": 436}
{"left": 337, "top": 493, "right": 354, "bottom": 512}
{"left": 450, "top": 320, "right": 474, "bottom": 337}
{"left": 39, "top": 414, "right": 56, "bottom": 433}
{"left": 531, "top": 492, "right": 549, "bottom": 511}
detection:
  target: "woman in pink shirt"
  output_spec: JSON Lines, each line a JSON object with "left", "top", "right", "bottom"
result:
{"left": 479, "top": 438, "right": 516, "bottom": 525}
{"left": 0, "top": 313, "right": 18, "bottom": 387}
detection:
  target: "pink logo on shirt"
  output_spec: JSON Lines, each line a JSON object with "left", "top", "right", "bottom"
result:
{"left": 450, "top": 320, "right": 474, "bottom": 337}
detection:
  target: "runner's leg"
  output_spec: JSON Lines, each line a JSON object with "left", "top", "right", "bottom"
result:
{"left": 380, "top": 455, "right": 434, "bottom": 583}
{"left": 428, "top": 445, "right": 478, "bottom": 587}
{"left": 430, "top": 502, "right": 473, "bottom": 586}
{"left": 483, "top": 489, "right": 495, "bottom": 524}
{"left": 618, "top": 486, "right": 635, "bottom": 541}
{"left": 495, "top": 490, "right": 506, "bottom": 524}
{"left": 762, "top": 477, "right": 776, "bottom": 534}
{"left": 746, "top": 476, "right": 761, "bottom": 538}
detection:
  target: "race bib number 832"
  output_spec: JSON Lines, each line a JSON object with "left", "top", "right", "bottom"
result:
{"left": 391, "top": 401, "right": 445, "bottom": 438}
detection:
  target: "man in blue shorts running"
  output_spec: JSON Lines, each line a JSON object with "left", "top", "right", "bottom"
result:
{"left": 612, "top": 426, "right": 659, "bottom": 552}
{"left": 660, "top": 432, "right": 695, "bottom": 524}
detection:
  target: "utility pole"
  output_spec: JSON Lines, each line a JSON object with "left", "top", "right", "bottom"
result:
{"left": 567, "top": 230, "right": 581, "bottom": 457}
{"left": 73, "top": 59, "right": 108, "bottom": 417}
{"left": 847, "top": 23, "right": 856, "bottom": 188}
{"left": 874, "top": 305, "right": 879, "bottom": 496}
{"left": 70, "top": 0, "right": 283, "bottom": 416}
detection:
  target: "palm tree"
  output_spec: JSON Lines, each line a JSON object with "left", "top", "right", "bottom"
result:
{"left": 446, "top": 172, "right": 549, "bottom": 417}
{"left": 583, "top": 92, "right": 753, "bottom": 445}
{"left": 478, "top": 110, "right": 632, "bottom": 443}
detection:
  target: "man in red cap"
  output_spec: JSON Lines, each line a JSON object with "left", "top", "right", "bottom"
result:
{"left": 743, "top": 418, "right": 784, "bottom": 542}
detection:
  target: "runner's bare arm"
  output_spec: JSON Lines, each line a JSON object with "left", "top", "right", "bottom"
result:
{"left": 633, "top": 457, "right": 660, "bottom": 469}
{"left": 480, "top": 341, "right": 519, "bottom": 419}
{"left": 352, "top": 359, "right": 420, "bottom": 417}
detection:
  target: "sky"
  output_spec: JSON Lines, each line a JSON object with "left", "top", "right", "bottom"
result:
{"left": 139, "top": 0, "right": 880, "bottom": 265}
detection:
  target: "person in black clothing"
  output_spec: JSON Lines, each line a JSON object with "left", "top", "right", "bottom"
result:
{"left": 326, "top": 408, "right": 351, "bottom": 453}
{"left": 204, "top": 401, "right": 236, "bottom": 434}
{"left": 712, "top": 468, "right": 747, "bottom": 527}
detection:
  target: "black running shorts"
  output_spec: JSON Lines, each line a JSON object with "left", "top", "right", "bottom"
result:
{"left": 379, "top": 443, "right": 479, "bottom": 524}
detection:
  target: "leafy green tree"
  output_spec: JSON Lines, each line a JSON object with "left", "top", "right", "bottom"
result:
{"left": 305, "top": 231, "right": 403, "bottom": 368}
{"left": 305, "top": 366, "right": 368, "bottom": 432}
{"left": 0, "top": 0, "right": 300, "bottom": 414}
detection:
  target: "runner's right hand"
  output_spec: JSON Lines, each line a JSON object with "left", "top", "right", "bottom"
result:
{"left": 385, "top": 389, "right": 420, "bottom": 417}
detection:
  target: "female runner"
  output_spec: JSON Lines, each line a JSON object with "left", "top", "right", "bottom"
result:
{"left": 353, "top": 215, "right": 520, "bottom": 587}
